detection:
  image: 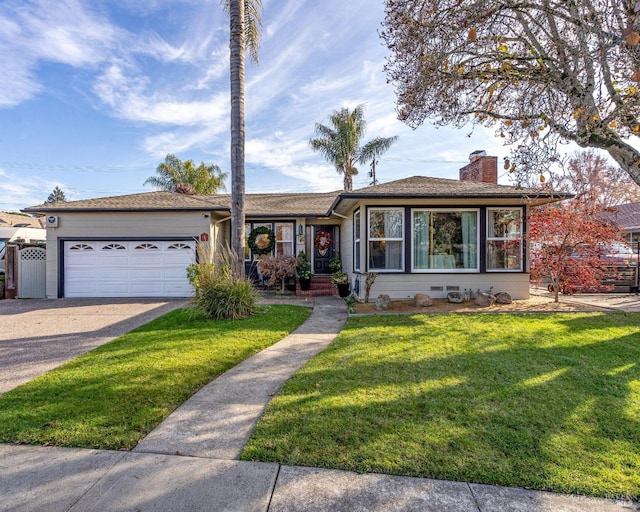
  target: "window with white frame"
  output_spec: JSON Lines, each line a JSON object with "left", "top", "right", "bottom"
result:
{"left": 486, "top": 208, "right": 523, "bottom": 271}
{"left": 368, "top": 208, "right": 404, "bottom": 271}
{"left": 354, "top": 210, "right": 361, "bottom": 271}
{"left": 275, "top": 223, "right": 294, "bottom": 256}
{"left": 412, "top": 209, "right": 479, "bottom": 271}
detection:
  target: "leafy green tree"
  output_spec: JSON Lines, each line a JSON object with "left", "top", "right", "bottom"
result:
{"left": 310, "top": 105, "right": 398, "bottom": 191}
{"left": 44, "top": 186, "right": 67, "bottom": 205}
{"left": 144, "top": 154, "right": 228, "bottom": 194}
{"left": 382, "top": 0, "right": 640, "bottom": 186}
{"left": 223, "top": 0, "right": 263, "bottom": 278}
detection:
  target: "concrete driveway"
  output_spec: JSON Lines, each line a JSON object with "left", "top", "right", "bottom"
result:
{"left": 0, "top": 298, "right": 188, "bottom": 395}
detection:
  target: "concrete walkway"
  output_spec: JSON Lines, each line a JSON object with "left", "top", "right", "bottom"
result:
{"left": 1, "top": 296, "right": 638, "bottom": 511}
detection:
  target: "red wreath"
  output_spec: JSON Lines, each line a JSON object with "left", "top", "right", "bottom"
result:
{"left": 314, "top": 230, "right": 333, "bottom": 251}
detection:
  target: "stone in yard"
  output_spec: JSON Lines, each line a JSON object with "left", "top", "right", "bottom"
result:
{"left": 475, "top": 293, "right": 496, "bottom": 307}
{"left": 495, "top": 292, "right": 512, "bottom": 304}
{"left": 414, "top": 293, "right": 433, "bottom": 307}
{"left": 447, "top": 291, "right": 464, "bottom": 303}
{"left": 374, "top": 294, "right": 392, "bottom": 310}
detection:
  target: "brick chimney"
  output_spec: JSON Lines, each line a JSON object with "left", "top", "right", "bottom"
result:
{"left": 459, "top": 150, "right": 498, "bottom": 184}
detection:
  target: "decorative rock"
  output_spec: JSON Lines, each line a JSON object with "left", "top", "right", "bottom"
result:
{"left": 414, "top": 293, "right": 433, "bottom": 307}
{"left": 447, "top": 291, "right": 464, "bottom": 303}
{"left": 475, "top": 293, "right": 496, "bottom": 307}
{"left": 374, "top": 294, "right": 392, "bottom": 311}
{"left": 495, "top": 292, "right": 512, "bottom": 304}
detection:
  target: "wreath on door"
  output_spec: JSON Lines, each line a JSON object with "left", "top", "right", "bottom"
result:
{"left": 314, "top": 229, "right": 333, "bottom": 256}
{"left": 248, "top": 226, "right": 276, "bottom": 255}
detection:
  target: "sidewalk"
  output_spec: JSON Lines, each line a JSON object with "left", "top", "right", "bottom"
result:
{"left": 530, "top": 286, "right": 640, "bottom": 312}
{"left": 1, "top": 296, "right": 638, "bottom": 511}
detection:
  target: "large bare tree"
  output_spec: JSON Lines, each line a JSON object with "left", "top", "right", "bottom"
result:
{"left": 381, "top": 0, "right": 640, "bottom": 185}
{"left": 224, "top": 0, "right": 262, "bottom": 278}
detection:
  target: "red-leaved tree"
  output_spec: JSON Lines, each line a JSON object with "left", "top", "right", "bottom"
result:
{"left": 528, "top": 204, "right": 624, "bottom": 302}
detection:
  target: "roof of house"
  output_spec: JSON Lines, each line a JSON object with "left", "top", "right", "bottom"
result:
{"left": 0, "top": 212, "right": 45, "bottom": 228}
{"left": 604, "top": 202, "right": 640, "bottom": 230}
{"left": 23, "top": 176, "right": 566, "bottom": 217}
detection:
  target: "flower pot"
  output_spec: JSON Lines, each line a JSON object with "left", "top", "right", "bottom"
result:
{"left": 299, "top": 277, "right": 311, "bottom": 291}
{"left": 337, "top": 282, "right": 350, "bottom": 298}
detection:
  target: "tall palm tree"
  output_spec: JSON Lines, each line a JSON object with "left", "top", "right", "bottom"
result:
{"left": 310, "top": 105, "right": 398, "bottom": 191}
{"left": 144, "top": 154, "right": 228, "bottom": 194}
{"left": 224, "top": 0, "right": 262, "bottom": 278}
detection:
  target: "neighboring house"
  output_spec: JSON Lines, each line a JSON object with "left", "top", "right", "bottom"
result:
{"left": 0, "top": 212, "right": 45, "bottom": 228}
{"left": 24, "top": 154, "right": 564, "bottom": 300}
{"left": 605, "top": 202, "right": 640, "bottom": 246}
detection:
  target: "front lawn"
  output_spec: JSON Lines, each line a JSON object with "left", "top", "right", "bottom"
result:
{"left": 0, "top": 305, "right": 310, "bottom": 450}
{"left": 242, "top": 312, "right": 640, "bottom": 500}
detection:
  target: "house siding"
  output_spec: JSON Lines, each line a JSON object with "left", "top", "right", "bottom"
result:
{"left": 45, "top": 211, "right": 209, "bottom": 298}
{"left": 354, "top": 272, "right": 530, "bottom": 301}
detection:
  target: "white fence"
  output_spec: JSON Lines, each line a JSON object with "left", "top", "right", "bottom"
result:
{"left": 18, "top": 246, "right": 46, "bottom": 298}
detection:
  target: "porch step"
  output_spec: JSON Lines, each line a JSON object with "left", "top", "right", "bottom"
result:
{"left": 295, "top": 276, "right": 338, "bottom": 296}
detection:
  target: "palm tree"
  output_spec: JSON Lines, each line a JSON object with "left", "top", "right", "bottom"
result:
{"left": 310, "top": 105, "right": 398, "bottom": 191}
{"left": 224, "top": 0, "right": 262, "bottom": 278}
{"left": 144, "top": 154, "right": 228, "bottom": 194}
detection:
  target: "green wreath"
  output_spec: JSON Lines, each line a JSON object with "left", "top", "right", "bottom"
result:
{"left": 248, "top": 226, "right": 276, "bottom": 255}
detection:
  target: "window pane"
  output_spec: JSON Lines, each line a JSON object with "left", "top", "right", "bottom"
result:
{"left": 487, "top": 240, "right": 522, "bottom": 270}
{"left": 488, "top": 210, "right": 521, "bottom": 238}
{"left": 370, "top": 209, "right": 403, "bottom": 239}
{"left": 276, "top": 241, "right": 293, "bottom": 256}
{"left": 413, "top": 211, "right": 430, "bottom": 269}
{"left": 245, "top": 224, "right": 251, "bottom": 259}
{"left": 413, "top": 210, "right": 477, "bottom": 270}
{"left": 369, "top": 240, "right": 403, "bottom": 270}
{"left": 354, "top": 211, "right": 360, "bottom": 239}
{"left": 355, "top": 241, "right": 361, "bottom": 270}
{"left": 275, "top": 223, "right": 293, "bottom": 241}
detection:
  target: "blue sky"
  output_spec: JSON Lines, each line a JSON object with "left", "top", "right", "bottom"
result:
{"left": 0, "top": 0, "right": 509, "bottom": 212}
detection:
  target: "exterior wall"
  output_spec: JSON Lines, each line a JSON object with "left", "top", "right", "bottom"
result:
{"left": 339, "top": 214, "right": 354, "bottom": 283}
{"left": 355, "top": 272, "right": 530, "bottom": 301}
{"left": 45, "top": 211, "right": 209, "bottom": 298}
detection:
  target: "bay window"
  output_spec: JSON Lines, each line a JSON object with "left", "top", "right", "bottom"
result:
{"left": 486, "top": 208, "right": 523, "bottom": 271}
{"left": 368, "top": 208, "right": 404, "bottom": 271}
{"left": 412, "top": 209, "right": 478, "bottom": 271}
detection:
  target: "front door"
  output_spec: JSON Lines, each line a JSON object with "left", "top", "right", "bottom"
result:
{"left": 313, "top": 226, "right": 335, "bottom": 275}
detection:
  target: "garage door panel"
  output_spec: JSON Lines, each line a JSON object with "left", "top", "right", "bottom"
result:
{"left": 64, "top": 240, "right": 195, "bottom": 298}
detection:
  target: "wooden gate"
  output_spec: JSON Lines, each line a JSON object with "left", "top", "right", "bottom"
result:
{"left": 18, "top": 246, "right": 46, "bottom": 298}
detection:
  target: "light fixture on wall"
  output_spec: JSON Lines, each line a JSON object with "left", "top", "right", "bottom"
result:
{"left": 298, "top": 224, "right": 303, "bottom": 235}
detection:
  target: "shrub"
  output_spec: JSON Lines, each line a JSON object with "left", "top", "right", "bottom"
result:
{"left": 189, "top": 243, "right": 256, "bottom": 319}
{"left": 192, "top": 271, "right": 256, "bottom": 320}
{"left": 257, "top": 255, "right": 297, "bottom": 294}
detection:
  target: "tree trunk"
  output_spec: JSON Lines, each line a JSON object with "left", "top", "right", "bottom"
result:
{"left": 599, "top": 138, "right": 640, "bottom": 187}
{"left": 229, "top": 0, "right": 246, "bottom": 278}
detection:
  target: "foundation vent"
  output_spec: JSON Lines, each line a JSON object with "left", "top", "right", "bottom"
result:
{"left": 430, "top": 286, "right": 444, "bottom": 291}
{"left": 446, "top": 285, "right": 460, "bottom": 291}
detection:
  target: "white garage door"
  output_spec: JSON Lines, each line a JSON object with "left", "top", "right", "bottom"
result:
{"left": 64, "top": 240, "right": 196, "bottom": 298}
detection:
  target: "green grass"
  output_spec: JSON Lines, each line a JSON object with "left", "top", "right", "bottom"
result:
{"left": 0, "top": 305, "right": 310, "bottom": 450}
{"left": 242, "top": 312, "right": 640, "bottom": 500}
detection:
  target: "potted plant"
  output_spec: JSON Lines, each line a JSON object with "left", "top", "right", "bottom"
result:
{"left": 296, "top": 252, "right": 314, "bottom": 291}
{"left": 329, "top": 255, "right": 351, "bottom": 297}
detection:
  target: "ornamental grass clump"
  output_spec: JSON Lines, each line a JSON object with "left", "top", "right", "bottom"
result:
{"left": 190, "top": 244, "right": 256, "bottom": 319}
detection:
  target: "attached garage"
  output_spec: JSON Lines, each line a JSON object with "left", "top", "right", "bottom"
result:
{"left": 63, "top": 240, "right": 196, "bottom": 298}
